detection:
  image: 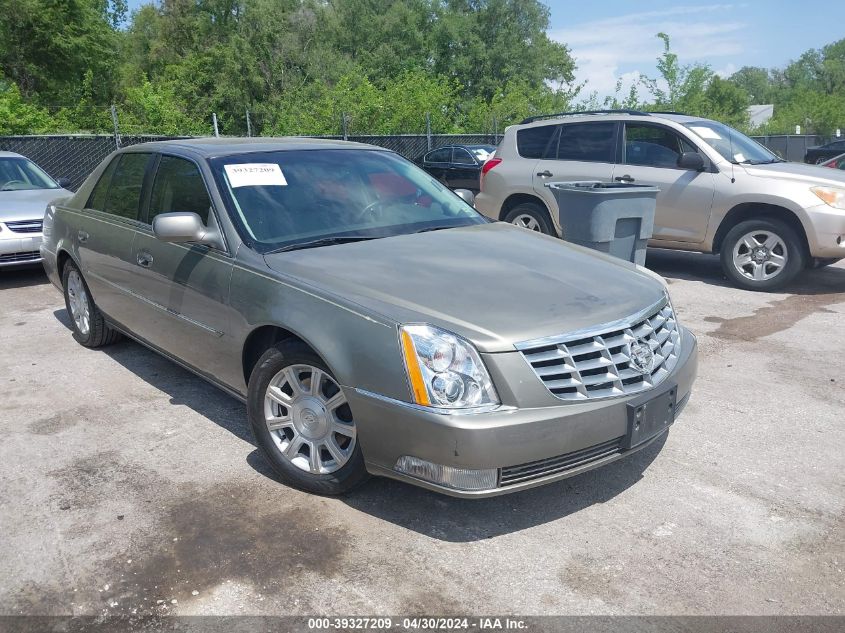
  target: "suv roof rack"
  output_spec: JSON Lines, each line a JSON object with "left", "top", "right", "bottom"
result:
{"left": 520, "top": 109, "right": 651, "bottom": 124}
{"left": 648, "top": 110, "right": 688, "bottom": 115}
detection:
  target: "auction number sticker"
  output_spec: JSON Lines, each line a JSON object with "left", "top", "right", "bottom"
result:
{"left": 224, "top": 163, "right": 287, "bottom": 187}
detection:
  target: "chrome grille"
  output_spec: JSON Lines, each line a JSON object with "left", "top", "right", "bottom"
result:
{"left": 500, "top": 437, "right": 623, "bottom": 486}
{"left": 518, "top": 300, "right": 681, "bottom": 401}
{"left": 0, "top": 251, "right": 41, "bottom": 263}
{"left": 4, "top": 219, "right": 43, "bottom": 234}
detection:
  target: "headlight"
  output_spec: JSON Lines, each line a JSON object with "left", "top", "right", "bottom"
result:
{"left": 811, "top": 186, "right": 845, "bottom": 210}
{"left": 400, "top": 324, "right": 499, "bottom": 409}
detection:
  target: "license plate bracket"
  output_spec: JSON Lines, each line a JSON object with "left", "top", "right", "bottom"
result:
{"left": 623, "top": 382, "right": 677, "bottom": 450}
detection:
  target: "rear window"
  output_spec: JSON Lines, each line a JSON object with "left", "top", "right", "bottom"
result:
{"left": 517, "top": 124, "right": 557, "bottom": 158}
{"left": 556, "top": 122, "right": 616, "bottom": 162}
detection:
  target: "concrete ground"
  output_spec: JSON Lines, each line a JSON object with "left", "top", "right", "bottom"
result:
{"left": 0, "top": 251, "right": 843, "bottom": 618}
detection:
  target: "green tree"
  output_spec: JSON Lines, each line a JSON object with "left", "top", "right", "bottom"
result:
{"left": 729, "top": 66, "right": 774, "bottom": 104}
{"left": 0, "top": 76, "right": 53, "bottom": 134}
{"left": 0, "top": 0, "right": 120, "bottom": 103}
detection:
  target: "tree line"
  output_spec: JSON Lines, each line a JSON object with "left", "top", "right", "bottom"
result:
{"left": 1, "top": 0, "right": 843, "bottom": 136}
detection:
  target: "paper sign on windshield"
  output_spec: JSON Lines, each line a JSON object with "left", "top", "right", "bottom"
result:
{"left": 224, "top": 163, "right": 287, "bottom": 188}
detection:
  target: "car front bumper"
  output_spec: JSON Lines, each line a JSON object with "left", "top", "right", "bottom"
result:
{"left": 805, "top": 203, "right": 845, "bottom": 259}
{"left": 348, "top": 327, "right": 698, "bottom": 498}
{"left": 0, "top": 231, "right": 42, "bottom": 266}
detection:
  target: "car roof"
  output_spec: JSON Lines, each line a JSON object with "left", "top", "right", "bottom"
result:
{"left": 0, "top": 151, "right": 25, "bottom": 158}
{"left": 517, "top": 112, "right": 706, "bottom": 129}
{"left": 121, "top": 136, "right": 392, "bottom": 158}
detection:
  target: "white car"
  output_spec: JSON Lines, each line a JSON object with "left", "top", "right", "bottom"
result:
{"left": 0, "top": 151, "right": 72, "bottom": 267}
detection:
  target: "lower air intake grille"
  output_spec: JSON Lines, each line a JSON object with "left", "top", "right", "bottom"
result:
{"left": 499, "top": 437, "right": 623, "bottom": 486}
{"left": 0, "top": 251, "right": 41, "bottom": 263}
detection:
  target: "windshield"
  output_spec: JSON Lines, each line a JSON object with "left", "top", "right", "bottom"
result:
{"left": 683, "top": 121, "right": 782, "bottom": 165}
{"left": 0, "top": 157, "right": 59, "bottom": 191}
{"left": 210, "top": 149, "right": 488, "bottom": 252}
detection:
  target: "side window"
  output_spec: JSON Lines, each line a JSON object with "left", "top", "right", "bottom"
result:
{"left": 86, "top": 157, "right": 119, "bottom": 211}
{"left": 425, "top": 148, "right": 450, "bottom": 163}
{"left": 149, "top": 156, "right": 212, "bottom": 225}
{"left": 102, "top": 153, "right": 151, "bottom": 220}
{"left": 517, "top": 124, "right": 557, "bottom": 158}
{"left": 556, "top": 122, "right": 616, "bottom": 162}
{"left": 452, "top": 148, "right": 475, "bottom": 165}
{"left": 624, "top": 124, "right": 693, "bottom": 168}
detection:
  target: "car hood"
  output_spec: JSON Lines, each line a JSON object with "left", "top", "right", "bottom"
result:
{"left": 0, "top": 188, "right": 72, "bottom": 222}
{"left": 263, "top": 223, "right": 666, "bottom": 352}
{"left": 741, "top": 161, "right": 845, "bottom": 186}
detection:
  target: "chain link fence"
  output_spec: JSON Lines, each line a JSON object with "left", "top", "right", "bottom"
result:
{"left": 0, "top": 129, "right": 500, "bottom": 191}
{"left": 749, "top": 134, "right": 838, "bottom": 163}
{"left": 0, "top": 125, "right": 837, "bottom": 192}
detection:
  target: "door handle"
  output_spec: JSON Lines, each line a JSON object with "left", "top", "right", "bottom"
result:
{"left": 537, "top": 170, "right": 553, "bottom": 178}
{"left": 77, "top": 230, "right": 89, "bottom": 243}
{"left": 615, "top": 174, "right": 635, "bottom": 183}
{"left": 136, "top": 251, "right": 153, "bottom": 268}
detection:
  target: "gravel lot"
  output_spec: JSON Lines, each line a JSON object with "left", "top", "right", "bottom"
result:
{"left": 1, "top": 251, "right": 843, "bottom": 618}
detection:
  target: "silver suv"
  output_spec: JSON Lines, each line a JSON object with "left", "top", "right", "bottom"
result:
{"left": 476, "top": 110, "right": 845, "bottom": 291}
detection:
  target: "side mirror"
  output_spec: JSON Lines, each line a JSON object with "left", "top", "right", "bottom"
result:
{"left": 677, "top": 151, "right": 705, "bottom": 171}
{"left": 152, "top": 212, "right": 221, "bottom": 248}
{"left": 56, "top": 177, "right": 72, "bottom": 189}
{"left": 454, "top": 188, "right": 475, "bottom": 206}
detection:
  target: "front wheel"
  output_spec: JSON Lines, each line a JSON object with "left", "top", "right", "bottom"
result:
{"left": 719, "top": 219, "right": 805, "bottom": 291}
{"left": 247, "top": 340, "right": 369, "bottom": 495}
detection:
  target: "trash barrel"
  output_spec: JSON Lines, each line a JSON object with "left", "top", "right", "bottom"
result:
{"left": 545, "top": 181, "right": 659, "bottom": 266}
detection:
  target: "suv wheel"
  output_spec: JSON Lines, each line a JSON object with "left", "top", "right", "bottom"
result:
{"left": 62, "top": 261, "right": 122, "bottom": 347}
{"left": 504, "top": 202, "right": 555, "bottom": 236}
{"left": 247, "top": 340, "right": 369, "bottom": 495}
{"left": 720, "top": 219, "right": 805, "bottom": 291}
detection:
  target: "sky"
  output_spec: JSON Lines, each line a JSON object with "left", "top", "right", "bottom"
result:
{"left": 125, "top": 1, "right": 845, "bottom": 100}
{"left": 546, "top": 1, "right": 845, "bottom": 99}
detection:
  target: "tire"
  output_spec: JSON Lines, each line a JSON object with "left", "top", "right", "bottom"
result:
{"left": 503, "top": 202, "right": 555, "bottom": 236}
{"left": 247, "top": 340, "right": 369, "bottom": 495}
{"left": 62, "top": 260, "right": 122, "bottom": 348}
{"left": 719, "top": 218, "right": 805, "bottom": 291}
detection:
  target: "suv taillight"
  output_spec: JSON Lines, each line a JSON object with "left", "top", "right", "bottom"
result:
{"left": 480, "top": 157, "right": 502, "bottom": 190}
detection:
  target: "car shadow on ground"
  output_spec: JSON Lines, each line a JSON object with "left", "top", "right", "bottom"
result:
{"left": 54, "top": 303, "right": 670, "bottom": 541}
{"left": 339, "top": 434, "right": 666, "bottom": 542}
{"left": 646, "top": 247, "right": 845, "bottom": 295}
{"left": 52, "top": 308, "right": 253, "bottom": 445}
{"left": 0, "top": 266, "right": 48, "bottom": 290}
{"left": 51, "top": 298, "right": 665, "bottom": 542}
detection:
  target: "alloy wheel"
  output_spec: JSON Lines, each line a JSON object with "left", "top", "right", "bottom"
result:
{"left": 66, "top": 270, "right": 91, "bottom": 336}
{"left": 512, "top": 213, "right": 541, "bottom": 231}
{"left": 263, "top": 364, "right": 356, "bottom": 475}
{"left": 732, "top": 230, "right": 788, "bottom": 282}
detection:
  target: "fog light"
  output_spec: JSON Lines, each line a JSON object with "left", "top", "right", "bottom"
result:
{"left": 394, "top": 456, "right": 498, "bottom": 491}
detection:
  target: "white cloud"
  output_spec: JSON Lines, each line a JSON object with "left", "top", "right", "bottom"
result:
{"left": 549, "top": 4, "right": 747, "bottom": 99}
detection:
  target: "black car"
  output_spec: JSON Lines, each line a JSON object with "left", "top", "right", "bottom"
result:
{"left": 417, "top": 144, "right": 496, "bottom": 193}
{"left": 804, "top": 139, "right": 845, "bottom": 164}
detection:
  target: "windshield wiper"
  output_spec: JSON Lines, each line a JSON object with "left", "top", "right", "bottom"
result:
{"left": 737, "top": 158, "right": 785, "bottom": 165}
{"left": 267, "top": 235, "right": 379, "bottom": 253}
{"left": 412, "top": 225, "right": 458, "bottom": 234}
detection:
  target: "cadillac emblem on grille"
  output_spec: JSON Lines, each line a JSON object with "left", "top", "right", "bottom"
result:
{"left": 628, "top": 340, "right": 655, "bottom": 374}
